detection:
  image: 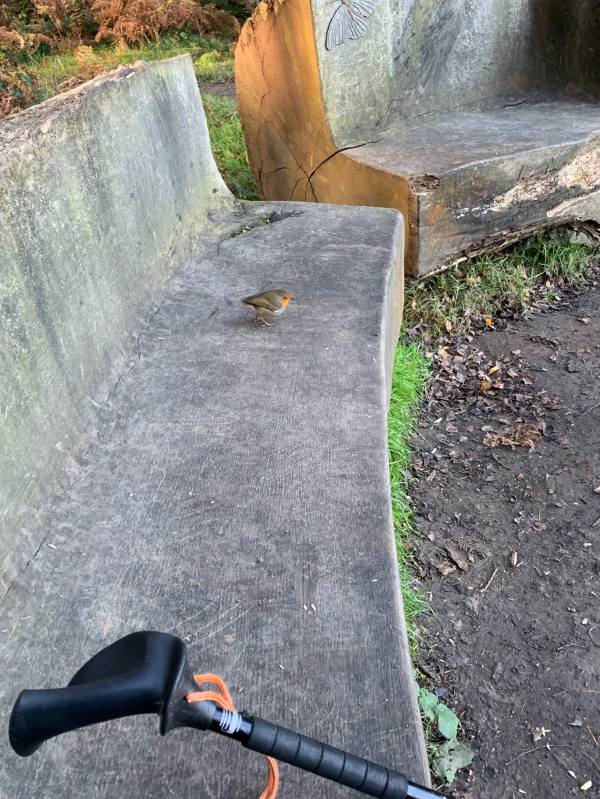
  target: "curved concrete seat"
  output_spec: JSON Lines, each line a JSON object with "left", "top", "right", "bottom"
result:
{"left": 0, "top": 57, "right": 429, "bottom": 795}
{"left": 236, "top": 0, "right": 600, "bottom": 276}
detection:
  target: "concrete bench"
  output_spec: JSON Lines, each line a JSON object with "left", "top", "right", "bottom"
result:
{"left": 236, "top": 0, "right": 600, "bottom": 276}
{"left": 0, "top": 57, "right": 429, "bottom": 796}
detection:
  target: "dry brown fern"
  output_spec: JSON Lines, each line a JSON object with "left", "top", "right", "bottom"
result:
{"left": 0, "top": 65, "right": 41, "bottom": 117}
{"left": 93, "top": 0, "right": 239, "bottom": 46}
{"left": 0, "top": 25, "right": 53, "bottom": 51}
{"left": 32, "top": 0, "right": 92, "bottom": 39}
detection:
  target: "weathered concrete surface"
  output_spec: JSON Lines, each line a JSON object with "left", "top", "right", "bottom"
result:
{"left": 236, "top": 0, "right": 600, "bottom": 276}
{"left": 393, "top": 0, "right": 600, "bottom": 124}
{"left": 0, "top": 202, "right": 432, "bottom": 796}
{"left": 353, "top": 101, "right": 600, "bottom": 273}
{"left": 0, "top": 57, "right": 231, "bottom": 595}
{"left": 0, "top": 54, "right": 428, "bottom": 796}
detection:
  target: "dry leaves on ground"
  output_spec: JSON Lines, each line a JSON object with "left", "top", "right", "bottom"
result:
{"left": 483, "top": 423, "right": 542, "bottom": 450}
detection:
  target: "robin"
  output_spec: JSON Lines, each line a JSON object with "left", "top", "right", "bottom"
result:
{"left": 242, "top": 289, "right": 293, "bottom": 326}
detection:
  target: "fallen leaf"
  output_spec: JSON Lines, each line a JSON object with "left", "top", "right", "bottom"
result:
{"left": 436, "top": 561, "right": 456, "bottom": 577}
{"left": 484, "top": 316, "right": 495, "bottom": 328}
{"left": 466, "top": 596, "right": 479, "bottom": 614}
{"left": 480, "top": 379, "right": 492, "bottom": 393}
{"left": 489, "top": 364, "right": 501, "bottom": 375}
{"left": 446, "top": 545, "right": 469, "bottom": 572}
{"left": 483, "top": 424, "right": 542, "bottom": 450}
{"left": 532, "top": 726, "right": 550, "bottom": 742}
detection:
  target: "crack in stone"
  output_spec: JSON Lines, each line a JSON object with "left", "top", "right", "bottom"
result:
{"left": 286, "top": 137, "right": 383, "bottom": 202}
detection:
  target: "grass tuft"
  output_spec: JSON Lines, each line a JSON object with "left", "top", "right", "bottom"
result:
{"left": 405, "top": 235, "right": 599, "bottom": 340}
{"left": 193, "top": 46, "right": 233, "bottom": 80}
{"left": 203, "top": 94, "right": 259, "bottom": 200}
{"left": 388, "top": 342, "right": 430, "bottom": 657}
{"left": 18, "top": 32, "right": 233, "bottom": 99}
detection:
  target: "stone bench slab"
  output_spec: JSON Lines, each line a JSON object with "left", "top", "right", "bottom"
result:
{"left": 0, "top": 57, "right": 428, "bottom": 792}
{"left": 352, "top": 101, "right": 600, "bottom": 272}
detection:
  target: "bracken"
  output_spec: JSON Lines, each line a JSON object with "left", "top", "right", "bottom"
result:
{"left": 92, "top": 0, "right": 240, "bottom": 46}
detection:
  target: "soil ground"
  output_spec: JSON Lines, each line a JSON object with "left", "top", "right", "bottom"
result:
{"left": 411, "top": 282, "right": 600, "bottom": 798}
{"left": 199, "top": 77, "right": 235, "bottom": 98}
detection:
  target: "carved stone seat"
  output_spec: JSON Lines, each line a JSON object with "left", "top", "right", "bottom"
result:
{"left": 236, "top": 0, "right": 600, "bottom": 276}
{"left": 0, "top": 57, "right": 429, "bottom": 796}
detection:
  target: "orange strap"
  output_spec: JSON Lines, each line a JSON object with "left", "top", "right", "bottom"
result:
{"left": 186, "top": 673, "right": 280, "bottom": 799}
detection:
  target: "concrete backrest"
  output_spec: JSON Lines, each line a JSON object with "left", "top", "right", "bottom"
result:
{"left": 0, "top": 57, "right": 231, "bottom": 593}
{"left": 236, "top": 1, "right": 600, "bottom": 276}
{"left": 318, "top": 0, "right": 600, "bottom": 145}
{"left": 391, "top": 0, "right": 600, "bottom": 121}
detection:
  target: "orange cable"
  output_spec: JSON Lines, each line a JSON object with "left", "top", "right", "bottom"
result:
{"left": 186, "top": 673, "right": 280, "bottom": 799}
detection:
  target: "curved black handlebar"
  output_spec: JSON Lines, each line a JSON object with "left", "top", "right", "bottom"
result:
{"left": 9, "top": 631, "right": 447, "bottom": 799}
{"left": 9, "top": 631, "right": 215, "bottom": 756}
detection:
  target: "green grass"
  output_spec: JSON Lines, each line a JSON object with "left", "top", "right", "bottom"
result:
{"left": 192, "top": 47, "right": 233, "bottom": 81}
{"left": 203, "top": 95, "right": 259, "bottom": 200}
{"left": 405, "top": 235, "right": 598, "bottom": 340}
{"left": 390, "top": 343, "right": 479, "bottom": 789}
{"left": 388, "top": 342, "right": 430, "bottom": 656}
{"left": 22, "top": 32, "right": 234, "bottom": 101}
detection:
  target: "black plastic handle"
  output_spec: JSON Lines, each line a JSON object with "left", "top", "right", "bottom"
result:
{"left": 247, "top": 718, "right": 409, "bottom": 798}
{"left": 9, "top": 631, "right": 212, "bottom": 756}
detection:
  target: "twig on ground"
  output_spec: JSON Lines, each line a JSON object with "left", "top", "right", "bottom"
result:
{"left": 505, "top": 744, "right": 571, "bottom": 767}
{"left": 480, "top": 567, "right": 499, "bottom": 594}
{"left": 578, "top": 402, "right": 600, "bottom": 417}
{"left": 582, "top": 750, "right": 600, "bottom": 774}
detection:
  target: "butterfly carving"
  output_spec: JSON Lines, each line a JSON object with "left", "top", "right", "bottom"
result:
{"left": 325, "top": 0, "right": 375, "bottom": 50}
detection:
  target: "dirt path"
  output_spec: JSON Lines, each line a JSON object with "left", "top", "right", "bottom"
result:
{"left": 411, "top": 283, "right": 600, "bottom": 798}
{"left": 199, "top": 78, "right": 235, "bottom": 98}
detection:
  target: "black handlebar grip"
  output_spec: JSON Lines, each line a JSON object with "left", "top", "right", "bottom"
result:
{"left": 246, "top": 718, "right": 408, "bottom": 798}
{"left": 9, "top": 631, "right": 199, "bottom": 757}
{"left": 10, "top": 680, "right": 152, "bottom": 757}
